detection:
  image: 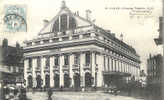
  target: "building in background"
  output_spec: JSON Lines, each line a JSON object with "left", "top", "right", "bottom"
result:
{"left": 23, "top": 1, "right": 140, "bottom": 90}
{"left": 0, "top": 39, "right": 24, "bottom": 100}
{"left": 147, "top": 54, "right": 162, "bottom": 89}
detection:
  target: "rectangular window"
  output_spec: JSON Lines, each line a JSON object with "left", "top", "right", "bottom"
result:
{"left": 37, "top": 57, "right": 41, "bottom": 68}
{"left": 60, "top": 14, "right": 67, "bottom": 31}
{"left": 85, "top": 52, "right": 90, "bottom": 66}
{"left": 74, "top": 54, "right": 80, "bottom": 64}
{"left": 54, "top": 56, "right": 59, "bottom": 66}
{"left": 104, "top": 56, "right": 106, "bottom": 71}
{"left": 108, "top": 57, "right": 110, "bottom": 71}
{"left": 111, "top": 59, "right": 113, "bottom": 71}
{"left": 29, "top": 58, "right": 32, "bottom": 68}
{"left": 64, "top": 55, "right": 69, "bottom": 65}
{"left": 114, "top": 60, "right": 117, "bottom": 72}
{"left": 45, "top": 56, "right": 50, "bottom": 66}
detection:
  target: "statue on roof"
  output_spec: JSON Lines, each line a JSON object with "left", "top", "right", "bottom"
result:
{"left": 61, "top": 0, "right": 66, "bottom": 9}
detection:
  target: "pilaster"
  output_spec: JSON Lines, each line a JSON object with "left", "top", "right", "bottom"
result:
{"left": 50, "top": 56, "right": 54, "bottom": 87}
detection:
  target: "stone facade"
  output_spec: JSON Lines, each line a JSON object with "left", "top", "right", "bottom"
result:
{"left": 23, "top": 1, "right": 140, "bottom": 89}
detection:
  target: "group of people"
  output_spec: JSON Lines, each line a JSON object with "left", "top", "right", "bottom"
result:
{"left": 3, "top": 85, "right": 28, "bottom": 100}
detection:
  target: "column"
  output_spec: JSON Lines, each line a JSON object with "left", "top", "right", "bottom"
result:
{"left": 32, "top": 58, "right": 37, "bottom": 87}
{"left": 59, "top": 55, "right": 64, "bottom": 87}
{"left": 69, "top": 54, "right": 74, "bottom": 87}
{"left": 24, "top": 59, "right": 29, "bottom": 87}
{"left": 116, "top": 60, "right": 118, "bottom": 72}
{"left": 123, "top": 62, "right": 125, "bottom": 73}
{"left": 113, "top": 59, "right": 116, "bottom": 72}
{"left": 41, "top": 56, "right": 45, "bottom": 87}
{"left": 80, "top": 53, "right": 85, "bottom": 87}
{"left": 67, "top": 15, "right": 69, "bottom": 29}
{"left": 59, "top": 16, "right": 61, "bottom": 32}
{"left": 91, "top": 52, "right": 96, "bottom": 86}
{"left": 120, "top": 62, "right": 123, "bottom": 72}
{"left": 50, "top": 56, "right": 54, "bottom": 88}
{"left": 97, "top": 54, "right": 104, "bottom": 87}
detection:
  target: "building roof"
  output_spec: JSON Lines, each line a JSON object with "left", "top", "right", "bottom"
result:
{"left": 27, "top": 1, "right": 138, "bottom": 55}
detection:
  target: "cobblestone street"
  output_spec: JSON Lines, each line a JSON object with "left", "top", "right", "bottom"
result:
{"left": 27, "top": 92, "right": 144, "bottom": 100}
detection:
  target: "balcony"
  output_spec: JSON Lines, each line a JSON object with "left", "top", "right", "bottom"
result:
{"left": 62, "top": 65, "right": 69, "bottom": 71}
{"left": 95, "top": 64, "right": 98, "bottom": 71}
{"left": 44, "top": 66, "right": 50, "bottom": 72}
{"left": 53, "top": 65, "right": 59, "bottom": 72}
{"left": 26, "top": 67, "right": 32, "bottom": 73}
{"left": 35, "top": 67, "right": 41, "bottom": 72}
{"left": 83, "top": 63, "right": 91, "bottom": 70}
{"left": 72, "top": 64, "right": 80, "bottom": 70}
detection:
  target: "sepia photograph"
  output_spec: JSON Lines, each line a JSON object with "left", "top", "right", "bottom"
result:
{"left": 0, "top": 0, "right": 163, "bottom": 100}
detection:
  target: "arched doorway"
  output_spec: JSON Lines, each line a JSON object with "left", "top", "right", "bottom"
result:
{"left": 73, "top": 73, "right": 80, "bottom": 88}
{"left": 27, "top": 75, "right": 33, "bottom": 88}
{"left": 85, "top": 72, "right": 92, "bottom": 87}
{"left": 54, "top": 74, "right": 59, "bottom": 88}
{"left": 45, "top": 75, "right": 50, "bottom": 88}
{"left": 36, "top": 75, "right": 42, "bottom": 89}
{"left": 64, "top": 74, "right": 70, "bottom": 88}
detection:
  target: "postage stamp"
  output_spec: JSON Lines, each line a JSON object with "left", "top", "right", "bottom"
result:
{"left": 3, "top": 5, "right": 27, "bottom": 32}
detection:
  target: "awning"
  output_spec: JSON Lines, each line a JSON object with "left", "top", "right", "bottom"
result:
{"left": 103, "top": 71, "right": 131, "bottom": 77}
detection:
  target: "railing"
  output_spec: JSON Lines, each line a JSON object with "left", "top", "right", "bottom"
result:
{"left": 53, "top": 65, "right": 59, "bottom": 71}
{"left": 83, "top": 63, "right": 91, "bottom": 70}
{"left": 26, "top": 67, "right": 32, "bottom": 73}
{"left": 62, "top": 65, "right": 69, "bottom": 71}
{"left": 72, "top": 64, "right": 80, "bottom": 70}
{"left": 44, "top": 66, "right": 50, "bottom": 72}
{"left": 35, "top": 67, "right": 41, "bottom": 72}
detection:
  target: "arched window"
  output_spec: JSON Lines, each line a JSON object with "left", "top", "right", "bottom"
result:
{"left": 60, "top": 14, "right": 67, "bottom": 31}
{"left": 85, "top": 72, "right": 92, "bottom": 87}
{"left": 73, "top": 73, "right": 80, "bottom": 88}
{"left": 52, "top": 14, "right": 76, "bottom": 33}
{"left": 64, "top": 74, "right": 70, "bottom": 88}
{"left": 45, "top": 75, "right": 50, "bottom": 88}
{"left": 69, "top": 16, "right": 76, "bottom": 29}
{"left": 27, "top": 75, "right": 33, "bottom": 88}
{"left": 54, "top": 74, "right": 59, "bottom": 88}
{"left": 36, "top": 75, "right": 42, "bottom": 88}
{"left": 52, "top": 18, "right": 59, "bottom": 32}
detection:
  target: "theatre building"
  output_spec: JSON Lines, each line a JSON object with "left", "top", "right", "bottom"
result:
{"left": 23, "top": 1, "right": 140, "bottom": 89}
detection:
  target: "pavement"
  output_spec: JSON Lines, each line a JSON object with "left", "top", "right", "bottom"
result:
{"left": 26, "top": 91, "right": 145, "bottom": 100}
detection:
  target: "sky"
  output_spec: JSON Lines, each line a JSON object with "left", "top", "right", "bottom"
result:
{"left": 0, "top": 0, "right": 163, "bottom": 71}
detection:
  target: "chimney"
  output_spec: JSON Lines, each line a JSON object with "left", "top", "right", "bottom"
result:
{"left": 86, "top": 9, "right": 92, "bottom": 21}
{"left": 120, "top": 33, "right": 123, "bottom": 41}
{"left": 111, "top": 33, "right": 115, "bottom": 37}
{"left": 43, "top": 19, "right": 49, "bottom": 27}
{"left": 76, "top": 11, "right": 79, "bottom": 16}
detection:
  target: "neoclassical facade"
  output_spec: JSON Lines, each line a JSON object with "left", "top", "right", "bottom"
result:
{"left": 23, "top": 1, "right": 140, "bottom": 89}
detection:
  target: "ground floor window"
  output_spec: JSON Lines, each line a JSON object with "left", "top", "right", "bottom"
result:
{"left": 54, "top": 74, "right": 59, "bottom": 88}
{"left": 85, "top": 72, "right": 92, "bottom": 87}
{"left": 64, "top": 74, "right": 70, "bottom": 88}
{"left": 45, "top": 75, "right": 50, "bottom": 88}
{"left": 73, "top": 73, "right": 80, "bottom": 88}
{"left": 27, "top": 75, "right": 33, "bottom": 88}
{"left": 36, "top": 75, "right": 42, "bottom": 88}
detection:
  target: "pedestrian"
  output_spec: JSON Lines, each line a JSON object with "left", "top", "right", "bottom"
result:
{"left": 47, "top": 88, "right": 53, "bottom": 100}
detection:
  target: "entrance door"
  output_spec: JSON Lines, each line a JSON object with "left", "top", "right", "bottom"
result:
{"left": 73, "top": 73, "right": 80, "bottom": 88}
{"left": 36, "top": 75, "right": 42, "bottom": 88}
{"left": 85, "top": 72, "right": 92, "bottom": 87}
{"left": 45, "top": 75, "right": 50, "bottom": 88}
{"left": 64, "top": 74, "right": 70, "bottom": 88}
{"left": 54, "top": 74, "right": 59, "bottom": 88}
{"left": 27, "top": 75, "right": 33, "bottom": 88}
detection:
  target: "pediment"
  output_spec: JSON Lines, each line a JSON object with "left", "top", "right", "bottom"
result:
{"left": 39, "top": 7, "right": 92, "bottom": 34}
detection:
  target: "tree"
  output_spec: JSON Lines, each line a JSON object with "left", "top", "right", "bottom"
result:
{"left": 2, "top": 38, "right": 8, "bottom": 48}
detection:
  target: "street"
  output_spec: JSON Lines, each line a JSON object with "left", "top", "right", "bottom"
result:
{"left": 26, "top": 91, "right": 144, "bottom": 100}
